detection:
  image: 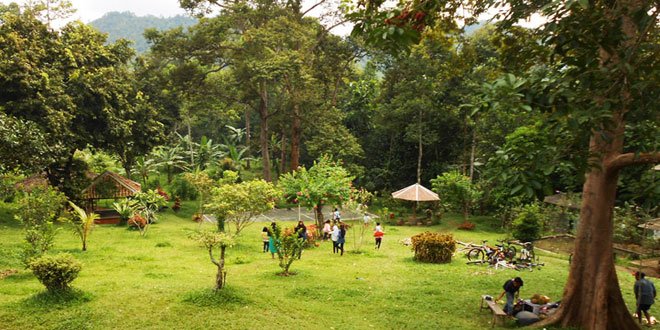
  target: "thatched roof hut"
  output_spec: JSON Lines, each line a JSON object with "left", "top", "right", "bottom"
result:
{"left": 81, "top": 171, "right": 141, "bottom": 200}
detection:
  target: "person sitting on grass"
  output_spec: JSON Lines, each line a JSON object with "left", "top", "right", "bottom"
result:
{"left": 496, "top": 277, "right": 523, "bottom": 315}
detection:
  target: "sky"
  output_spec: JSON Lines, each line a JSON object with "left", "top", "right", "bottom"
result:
{"left": 0, "top": 0, "right": 354, "bottom": 34}
{"left": 0, "top": 0, "right": 189, "bottom": 23}
{"left": 0, "top": 0, "right": 542, "bottom": 34}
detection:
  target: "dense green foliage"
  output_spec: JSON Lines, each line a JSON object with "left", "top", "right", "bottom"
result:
{"left": 431, "top": 171, "right": 481, "bottom": 220}
{"left": 14, "top": 186, "right": 67, "bottom": 266}
{"left": 0, "top": 1, "right": 658, "bottom": 328}
{"left": 511, "top": 204, "right": 544, "bottom": 243}
{"left": 279, "top": 157, "right": 353, "bottom": 228}
{"left": 28, "top": 253, "right": 82, "bottom": 292}
{"left": 205, "top": 179, "right": 279, "bottom": 235}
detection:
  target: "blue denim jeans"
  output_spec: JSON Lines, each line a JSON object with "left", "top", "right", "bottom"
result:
{"left": 505, "top": 291, "right": 515, "bottom": 315}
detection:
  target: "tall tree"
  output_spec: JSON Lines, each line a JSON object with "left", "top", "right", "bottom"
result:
{"left": 0, "top": 2, "right": 164, "bottom": 195}
{"left": 349, "top": 0, "right": 660, "bottom": 328}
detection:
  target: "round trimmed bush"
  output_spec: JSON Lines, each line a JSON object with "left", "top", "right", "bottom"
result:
{"left": 29, "top": 253, "right": 82, "bottom": 292}
{"left": 410, "top": 232, "right": 456, "bottom": 263}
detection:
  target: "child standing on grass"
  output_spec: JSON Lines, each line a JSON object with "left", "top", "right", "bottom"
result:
{"left": 331, "top": 221, "right": 340, "bottom": 253}
{"left": 261, "top": 227, "right": 270, "bottom": 252}
{"left": 322, "top": 220, "right": 331, "bottom": 241}
{"left": 374, "top": 222, "right": 384, "bottom": 249}
{"left": 337, "top": 223, "right": 346, "bottom": 256}
{"left": 268, "top": 222, "right": 278, "bottom": 259}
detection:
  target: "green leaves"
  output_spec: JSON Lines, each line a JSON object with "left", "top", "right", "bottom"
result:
{"left": 278, "top": 156, "right": 354, "bottom": 210}
{"left": 430, "top": 171, "right": 481, "bottom": 220}
{"left": 205, "top": 179, "right": 279, "bottom": 235}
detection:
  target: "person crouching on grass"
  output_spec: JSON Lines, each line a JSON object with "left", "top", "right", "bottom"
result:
{"left": 496, "top": 277, "right": 523, "bottom": 315}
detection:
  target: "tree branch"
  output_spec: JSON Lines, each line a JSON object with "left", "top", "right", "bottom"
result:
{"left": 606, "top": 151, "right": 660, "bottom": 172}
{"left": 208, "top": 246, "right": 220, "bottom": 266}
{"left": 302, "top": 0, "right": 327, "bottom": 17}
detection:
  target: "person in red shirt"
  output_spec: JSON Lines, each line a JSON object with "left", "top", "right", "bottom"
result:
{"left": 374, "top": 222, "right": 384, "bottom": 249}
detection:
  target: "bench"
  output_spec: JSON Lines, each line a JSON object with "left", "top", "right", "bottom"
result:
{"left": 480, "top": 295, "right": 507, "bottom": 327}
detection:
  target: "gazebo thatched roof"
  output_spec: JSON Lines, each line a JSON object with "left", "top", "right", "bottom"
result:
{"left": 543, "top": 193, "right": 581, "bottom": 210}
{"left": 81, "top": 171, "right": 141, "bottom": 200}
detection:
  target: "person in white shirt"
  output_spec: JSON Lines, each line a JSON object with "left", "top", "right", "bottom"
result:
{"left": 363, "top": 213, "right": 371, "bottom": 227}
{"left": 331, "top": 221, "right": 340, "bottom": 253}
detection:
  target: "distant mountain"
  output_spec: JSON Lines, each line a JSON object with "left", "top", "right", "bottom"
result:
{"left": 89, "top": 11, "right": 197, "bottom": 54}
{"left": 463, "top": 21, "right": 487, "bottom": 35}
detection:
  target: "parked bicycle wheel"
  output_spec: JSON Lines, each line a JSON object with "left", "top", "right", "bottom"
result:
{"left": 503, "top": 246, "right": 517, "bottom": 260}
{"left": 467, "top": 248, "right": 485, "bottom": 261}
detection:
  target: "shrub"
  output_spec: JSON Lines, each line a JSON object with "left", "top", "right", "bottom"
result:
{"left": 410, "top": 232, "right": 456, "bottom": 263}
{"left": 271, "top": 223, "right": 305, "bottom": 275}
{"left": 172, "top": 197, "right": 181, "bottom": 212}
{"left": 613, "top": 203, "right": 646, "bottom": 244}
{"left": 128, "top": 214, "right": 147, "bottom": 228}
{"left": 430, "top": 171, "right": 481, "bottom": 220}
{"left": 457, "top": 221, "right": 475, "bottom": 230}
{"left": 29, "top": 253, "right": 82, "bottom": 292}
{"left": 170, "top": 175, "right": 199, "bottom": 200}
{"left": 511, "top": 203, "right": 544, "bottom": 242}
{"left": 14, "top": 186, "right": 67, "bottom": 266}
{"left": 156, "top": 186, "right": 170, "bottom": 201}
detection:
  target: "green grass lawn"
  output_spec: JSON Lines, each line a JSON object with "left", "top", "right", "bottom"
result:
{"left": 0, "top": 202, "right": 643, "bottom": 329}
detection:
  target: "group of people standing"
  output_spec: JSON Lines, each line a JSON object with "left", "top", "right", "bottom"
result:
{"left": 322, "top": 209, "right": 346, "bottom": 255}
{"left": 261, "top": 208, "right": 385, "bottom": 258}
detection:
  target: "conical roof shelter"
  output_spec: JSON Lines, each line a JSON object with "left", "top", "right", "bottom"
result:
{"left": 391, "top": 183, "right": 439, "bottom": 201}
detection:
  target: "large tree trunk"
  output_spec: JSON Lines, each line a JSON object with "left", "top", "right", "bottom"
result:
{"left": 539, "top": 2, "right": 648, "bottom": 328}
{"left": 541, "top": 133, "right": 635, "bottom": 329}
{"left": 279, "top": 129, "right": 287, "bottom": 175}
{"left": 258, "top": 81, "right": 272, "bottom": 181}
{"left": 315, "top": 204, "right": 324, "bottom": 234}
{"left": 289, "top": 103, "right": 302, "bottom": 171}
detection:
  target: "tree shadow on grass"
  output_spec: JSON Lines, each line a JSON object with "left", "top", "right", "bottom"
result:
{"left": 182, "top": 287, "right": 251, "bottom": 308}
{"left": 21, "top": 288, "right": 93, "bottom": 310}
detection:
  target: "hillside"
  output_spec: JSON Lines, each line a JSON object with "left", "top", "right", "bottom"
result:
{"left": 89, "top": 11, "right": 197, "bottom": 54}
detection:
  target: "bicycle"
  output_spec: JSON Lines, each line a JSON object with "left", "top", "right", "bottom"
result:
{"left": 518, "top": 242, "right": 536, "bottom": 262}
{"left": 466, "top": 240, "right": 492, "bottom": 261}
{"left": 513, "top": 261, "right": 545, "bottom": 272}
{"left": 495, "top": 239, "right": 517, "bottom": 261}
